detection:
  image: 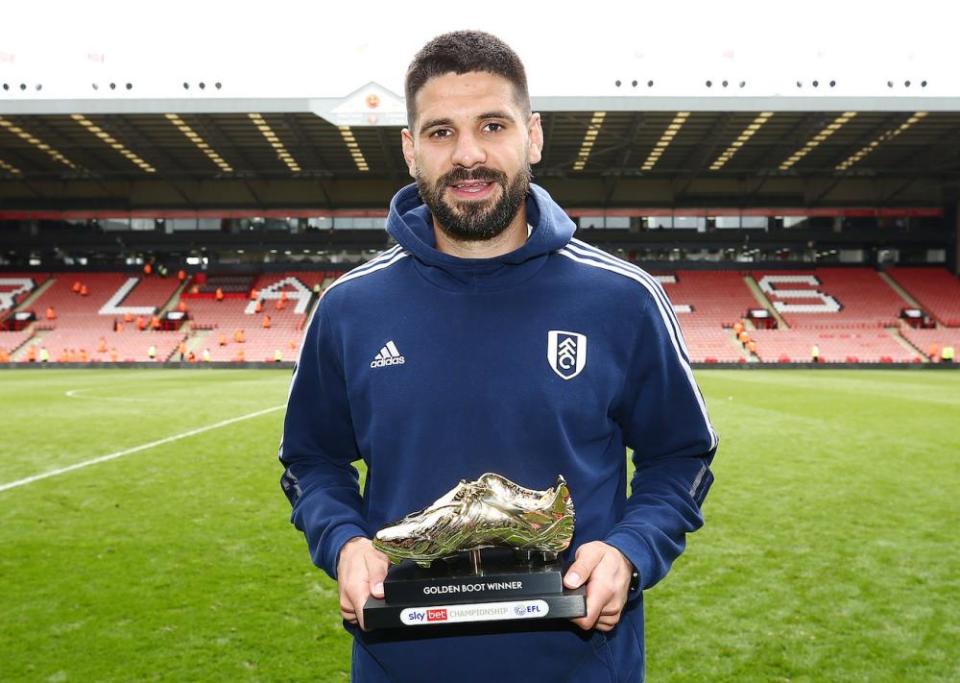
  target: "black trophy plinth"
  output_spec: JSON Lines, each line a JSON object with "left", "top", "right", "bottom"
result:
{"left": 363, "top": 547, "right": 587, "bottom": 630}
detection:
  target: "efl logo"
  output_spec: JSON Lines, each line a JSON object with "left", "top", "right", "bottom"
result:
{"left": 426, "top": 609, "right": 448, "bottom": 622}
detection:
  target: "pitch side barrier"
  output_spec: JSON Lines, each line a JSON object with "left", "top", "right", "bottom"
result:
{"left": 1, "top": 362, "right": 956, "bottom": 371}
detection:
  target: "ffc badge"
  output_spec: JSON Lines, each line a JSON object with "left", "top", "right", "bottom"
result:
{"left": 547, "top": 330, "right": 587, "bottom": 380}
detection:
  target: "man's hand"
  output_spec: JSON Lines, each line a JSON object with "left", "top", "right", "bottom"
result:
{"left": 563, "top": 541, "right": 634, "bottom": 632}
{"left": 336, "top": 537, "right": 389, "bottom": 630}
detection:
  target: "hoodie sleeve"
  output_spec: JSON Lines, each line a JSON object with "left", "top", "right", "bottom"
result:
{"left": 278, "top": 296, "right": 370, "bottom": 580}
{"left": 603, "top": 285, "right": 718, "bottom": 594}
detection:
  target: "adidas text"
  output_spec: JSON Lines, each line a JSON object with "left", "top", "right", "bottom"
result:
{"left": 371, "top": 356, "right": 405, "bottom": 368}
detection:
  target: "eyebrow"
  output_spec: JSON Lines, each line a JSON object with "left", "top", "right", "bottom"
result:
{"left": 418, "top": 110, "right": 518, "bottom": 136}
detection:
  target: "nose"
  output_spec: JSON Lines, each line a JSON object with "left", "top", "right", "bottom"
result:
{"left": 450, "top": 130, "right": 486, "bottom": 169}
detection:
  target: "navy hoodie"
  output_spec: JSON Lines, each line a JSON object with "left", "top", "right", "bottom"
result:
{"left": 280, "top": 182, "right": 718, "bottom": 682}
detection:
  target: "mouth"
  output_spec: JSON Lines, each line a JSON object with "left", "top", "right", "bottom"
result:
{"left": 447, "top": 180, "right": 496, "bottom": 200}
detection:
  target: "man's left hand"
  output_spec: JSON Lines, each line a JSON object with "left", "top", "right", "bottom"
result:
{"left": 563, "top": 541, "right": 634, "bottom": 632}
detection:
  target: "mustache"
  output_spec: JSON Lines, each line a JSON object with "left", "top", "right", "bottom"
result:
{"left": 438, "top": 166, "right": 508, "bottom": 187}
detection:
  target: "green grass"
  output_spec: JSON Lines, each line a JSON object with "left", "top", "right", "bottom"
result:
{"left": 1, "top": 369, "right": 958, "bottom": 682}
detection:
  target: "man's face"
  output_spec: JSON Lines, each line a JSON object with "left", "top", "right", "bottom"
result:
{"left": 402, "top": 71, "right": 543, "bottom": 242}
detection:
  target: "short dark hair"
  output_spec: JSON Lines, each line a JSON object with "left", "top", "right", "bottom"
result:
{"left": 405, "top": 31, "right": 530, "bottom": 128}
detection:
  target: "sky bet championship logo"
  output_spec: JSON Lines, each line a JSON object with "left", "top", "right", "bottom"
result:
{"left": 400, "top": 600, "right": 549, "bottom": 626}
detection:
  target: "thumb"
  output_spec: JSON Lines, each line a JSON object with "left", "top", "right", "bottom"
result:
{"left": 367, "top": 554, "right": 389, "bottom": 599}
{"left": 564, "top": 542, "right": 603, "bottom": 589}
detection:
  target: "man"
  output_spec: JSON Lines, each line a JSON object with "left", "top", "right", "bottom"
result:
{"left": 279, "top": 31, "right": 717, "bottom": 683}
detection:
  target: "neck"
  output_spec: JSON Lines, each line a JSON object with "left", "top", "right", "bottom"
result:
{"left": 433, "top": 206, "right": 528, "bottom": 259}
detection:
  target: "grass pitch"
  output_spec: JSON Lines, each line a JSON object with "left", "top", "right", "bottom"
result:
{"left": 0, "top": 368, "right": 957, "bottom": 682}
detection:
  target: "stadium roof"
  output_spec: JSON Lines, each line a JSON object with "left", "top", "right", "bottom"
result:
{"left": 2, "top": 0, "right": 959, "bottom": 213}
{"left": 0, "top": 109, "right": 958, "bottom": 213}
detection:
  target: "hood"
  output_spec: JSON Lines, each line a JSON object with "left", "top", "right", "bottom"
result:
{"left": 385, "top": 182, "right": 575, "bottom": 290}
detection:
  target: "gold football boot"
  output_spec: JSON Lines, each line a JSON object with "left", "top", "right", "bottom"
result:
{"left": 373, "top": 473, "right": 575, "bottom": 567}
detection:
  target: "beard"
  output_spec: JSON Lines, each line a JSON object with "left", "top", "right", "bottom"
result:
{"left": 415, "top": 163, "right": 532, "bottom": 242}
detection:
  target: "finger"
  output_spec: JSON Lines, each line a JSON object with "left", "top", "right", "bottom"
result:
{"left": 595, "top": 616, "right": 619, "bottom": 632}
{"left": 571, "top": 581, "right": 610, "bottom": 631}
{"left": 564, "top": 543, "right": 604, "bottom": 589}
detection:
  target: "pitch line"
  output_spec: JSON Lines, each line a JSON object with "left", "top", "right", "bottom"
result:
{"left": 0, "top": 405, "right": 285, "bottom": 494}
{"left": 66, "top": 388, "right": 156, "bottom": 402}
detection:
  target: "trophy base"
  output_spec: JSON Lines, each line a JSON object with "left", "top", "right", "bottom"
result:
{"left": 363, "top": 547, "right": 586, "bottom": 630}
{"left": 363, "top": 587, "right": 587, "bottom": 630}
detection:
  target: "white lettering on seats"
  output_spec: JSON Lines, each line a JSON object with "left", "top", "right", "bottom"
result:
{"left": 245, "top": 276, "right": 312, "bottom": 315}
{"left": 758, "top": 275, "right": 841, "bottom": 313}
{"left": 655, "top": 274, "right": 693, "bottom": 314}
{"left": 98, "top": 278, "right": 157, "bottom": 316}
{"left": 0, "top": 278, "right": 34, "bottom": 312}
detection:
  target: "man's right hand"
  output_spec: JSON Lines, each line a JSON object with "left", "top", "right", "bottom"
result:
{"left": 336, "top": 536, "right": 389, "bottom": 630}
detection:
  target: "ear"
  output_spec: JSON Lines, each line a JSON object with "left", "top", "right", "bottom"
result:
{"left": 401, "top": 128, "right": 417, "bottom": 179}
{"left": 527, "top": 112, "right": 543, "bottom": 165}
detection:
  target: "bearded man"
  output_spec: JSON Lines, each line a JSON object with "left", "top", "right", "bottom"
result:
{"left": 279, "top": 30, "right": 718, "bottom": 683}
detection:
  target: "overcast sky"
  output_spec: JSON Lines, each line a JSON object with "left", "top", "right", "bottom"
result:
{"left": 1, "top": 0, "right": 957, "bottom": 97}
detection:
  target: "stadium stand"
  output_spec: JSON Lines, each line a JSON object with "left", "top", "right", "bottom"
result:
{"left": 898, "top": 327, "right": 960, "bottom": 362}
{"left": 18, "top": 273, "right": 185, "bottom": 362}
{"left": 656, "top": 271, "right": 757, "bottom": 362}
{"left": 0, "top": 330, "right": 33, "bottom": 356}
{"left": 749, "top": 328, "right": 922, "bottom": 363}
{"left": 886, "top": 267, "right": 960, "bottom": 326}
{"left": 2, "top": 266, "right": 955, "bottom": 365}
{"left": 0, "top": 273, "right": 49, "bottom": 313}
{"left": 753, "top": 268, "right": 912, "bottom": 328}
{"left": 183, "top": 272, "right": 330, "bottom": 362}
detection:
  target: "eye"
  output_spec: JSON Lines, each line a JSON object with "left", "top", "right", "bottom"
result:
{"left": 483, "top": 122, "right": 505, "bottom": 133}
{"left": 429, "top": 128, "right": 452, "bottom": 139}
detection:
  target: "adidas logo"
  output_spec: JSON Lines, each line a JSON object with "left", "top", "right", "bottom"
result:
{"left": 370, "top": 340, "right": 406, "bottom": 368}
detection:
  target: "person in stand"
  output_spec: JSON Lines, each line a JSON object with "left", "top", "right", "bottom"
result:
{"left": 942, "top": 345, "right": 955, "bottom": 364}
{"left": 278, "top": 31, "right": 717, "bottom": 683}
{"left": 147, "top": 344, "right": 157, "bottom": 361}
{"left": 262, "top": 314, "right": 271, "bottom": 329}
{"left": 46, "top": 306, "right": 57, "bottom": 320}
{"left": 136, "top": 316, "right": 147, "bottom": 332}
{"left": 178, "top": 341, "right": 187, "bottom": 361}
{"left": 202, "top": 348, "right": 211, "bottom": 362}
{"left": 215, "top": 287, "right": 224, "bottom": 302}
{"left": 811, "top": 344, "right": 821, "bottom": 364}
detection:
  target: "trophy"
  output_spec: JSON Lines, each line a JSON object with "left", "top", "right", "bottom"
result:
{"left": 362, "top": 473, "right": 587, "bottom": 630}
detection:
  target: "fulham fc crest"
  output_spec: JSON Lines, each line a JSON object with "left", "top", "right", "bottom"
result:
{"left": 547, "top": 330, "right": 587, "bottom": 380}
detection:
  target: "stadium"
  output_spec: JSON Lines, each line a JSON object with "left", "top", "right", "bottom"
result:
{"left": 1, "top": 2, "right": 958, "bottom": 681}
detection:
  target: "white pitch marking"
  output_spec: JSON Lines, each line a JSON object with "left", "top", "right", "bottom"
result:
{"left": 0, "top": 405, "right": 285, "bottom": 494}
{"left": 65, "top": 388, "right": 155, "bottom": 402}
